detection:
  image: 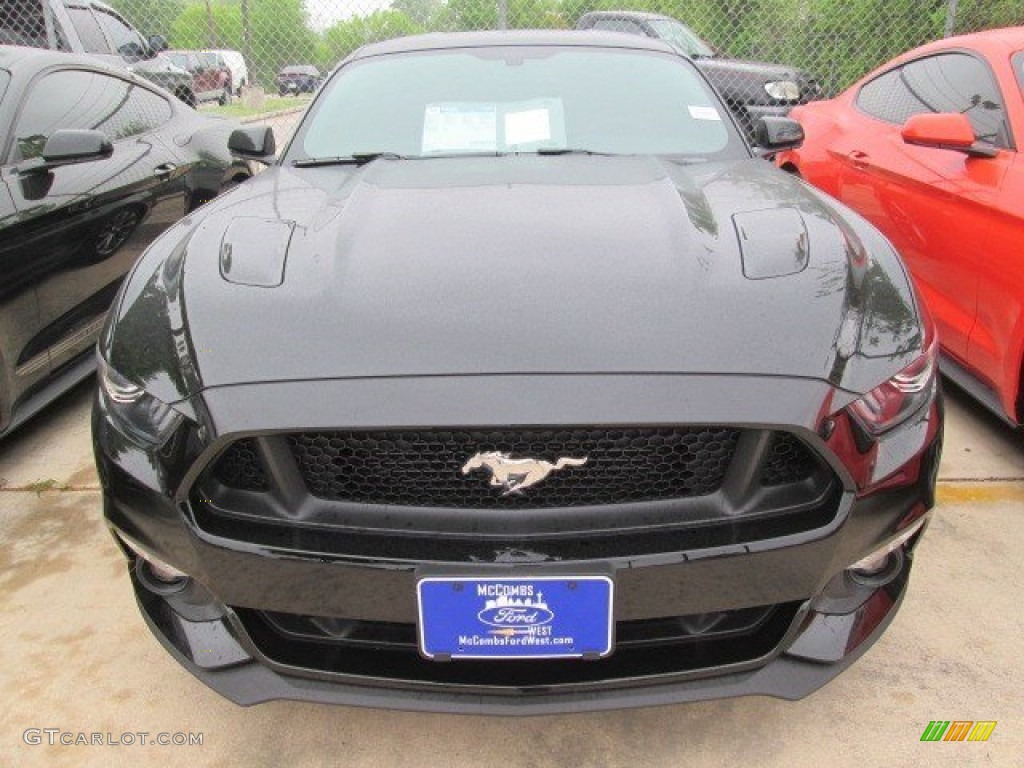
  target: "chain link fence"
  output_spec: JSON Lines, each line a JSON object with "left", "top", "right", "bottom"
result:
{"left": 4, "top": 0, "right": 1023, "bottom": 139}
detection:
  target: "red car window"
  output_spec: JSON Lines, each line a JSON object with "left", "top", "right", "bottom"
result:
{"left": 856, "top": 52, "right": 1011, "bottom": 148}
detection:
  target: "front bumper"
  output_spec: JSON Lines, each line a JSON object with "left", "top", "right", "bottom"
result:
{"left": 94, "top": 374, "right": 941, "bottom": 713}
{"left": 130, "top": 562, "right": 910, "bottom": 714}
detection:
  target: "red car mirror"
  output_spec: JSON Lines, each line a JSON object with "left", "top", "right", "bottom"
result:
{"left": 901, "top": 113, "right": 998, "bottom": 157}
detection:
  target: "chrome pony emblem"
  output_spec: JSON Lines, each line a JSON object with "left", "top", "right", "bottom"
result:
{"left": 461, "top": 452, "right": 588, "bottom": 496}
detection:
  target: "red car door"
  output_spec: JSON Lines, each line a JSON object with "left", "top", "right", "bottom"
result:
{"left": 964, "top": 50, "right": 1024, "bottom": 411}
{"left": 831, "top": 52, "right": 1013, "bottom": 364}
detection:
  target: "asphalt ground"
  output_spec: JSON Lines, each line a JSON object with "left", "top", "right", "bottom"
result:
{"left": 0, "top": 378, "right": 1021, "bottom": 767}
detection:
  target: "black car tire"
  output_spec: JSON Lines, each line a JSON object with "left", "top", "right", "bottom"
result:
{"left": 218, "top": 88, "right": 231, "bottom": 106}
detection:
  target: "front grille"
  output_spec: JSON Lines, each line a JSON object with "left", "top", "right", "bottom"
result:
{"left": 285, "top": 427, "right": 741, "bottom": 508}
{"left": 197, "top": 426, "right": 837, "bottom": 558}
{"left": 233, "top": 602, "right": 801, "bottom": 690}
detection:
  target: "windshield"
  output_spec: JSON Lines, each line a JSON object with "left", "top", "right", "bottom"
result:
{"left": 647, "top": 20, "right": 715, "bottom": 58}
{"left": 288, "top": 46, "right": 744, "bottom": 162}
{"left": 166, "top": 52, "right": 189, "bottom": 70}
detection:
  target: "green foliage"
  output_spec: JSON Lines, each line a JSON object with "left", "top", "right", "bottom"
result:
{"left": 171, "top": 4, "right": 242, "bottom": 50}
{"left": 438, "top": 0, "right": 566, "bottom": 31}
{"left": 108, "top": 0, "right": 184, "bottom": 37}
{"left": 799, "top": 0, "right": 948, "bottom": 93}
{"left": 391, "top": 0, "right": 444, "bottom": 28}
{"left": 950, "top": 0, "right": 1024, "bottom": 34}
{"left": 322, "top": 10, "right": 422, "bottom": 67}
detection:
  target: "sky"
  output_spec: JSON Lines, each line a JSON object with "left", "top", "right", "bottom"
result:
{"left": 306, "top": 0, "right": 395, "bottom": 31}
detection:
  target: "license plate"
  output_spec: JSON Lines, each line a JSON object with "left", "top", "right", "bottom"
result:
{"left": 416, "top": 576, "right": 614, "bottom": 660}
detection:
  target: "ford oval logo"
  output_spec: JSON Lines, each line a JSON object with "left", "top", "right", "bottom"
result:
{"left": 477, "top": 605, "right": 555, "bottom": 628}
{"left": 477, "top": 592, "right": 555, "bottom": 627}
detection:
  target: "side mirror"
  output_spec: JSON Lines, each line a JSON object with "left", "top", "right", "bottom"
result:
{"left": 20, "top": 129, "right": 112, "bottom": 174}
{"left": 148, "top": 34, "right": 168, "bottom": 53}
{"left": 901, "top": 113, "right": 997, "bottom": 158}
{"left": 754, "top": 116, "right": 804, "bottom": 153}
{"left": 229, "top": 126, "right": 276, "bottom": 164}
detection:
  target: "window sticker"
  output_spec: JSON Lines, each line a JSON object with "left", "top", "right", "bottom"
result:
{"left": 505, "top": 107, "right": 551, "bottom": 146}
{"left": 422, "top": 99, "right": 567, "bottom": 154}
{"left": 422, "top": 103, "right": 497, "bottom": 153}
{"left": 688, "top": 105, "right": 722, "bottom": 121}
{"left": 502, "top": 98, "right": 566, "bottom": 149}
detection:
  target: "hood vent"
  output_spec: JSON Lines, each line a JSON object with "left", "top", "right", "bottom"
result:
{"left": 734, "top": 208, "right": 809, "bottom": 279}
{"left": 219, "top": 217, "right": 294, "bottom": 287}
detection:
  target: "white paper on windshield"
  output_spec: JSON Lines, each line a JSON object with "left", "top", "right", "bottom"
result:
{"left": 422, "top": 103, "right": 497, "bottom": 153}
{"left": 688, "top": 105, "right": 722, "bottom": 121}
{"left": 505, "top": 108, "right": 551, "bottom": 146}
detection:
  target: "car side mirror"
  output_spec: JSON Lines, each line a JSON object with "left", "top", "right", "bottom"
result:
{"left": 901, "top": 113, "right": 998, "bottom": 158}
{"left": 754, "top": 116, "right": 804, "bottom": 154}
{"left": 20, "top": 129, "right": 113, "bottom": 174}
{"left": 148, "top": 34, "right": 168, "bottom": 53}
{"left": 229, "top": 126, "right": 277, "bottom": 164}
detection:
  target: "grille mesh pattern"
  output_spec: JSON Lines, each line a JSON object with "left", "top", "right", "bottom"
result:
{"left": 212, "top": 439, "right": 268, "bottom": 491}
{"left": 760, "top": 433, "right": 818, "bottom": 486}
{"left": 284, "top": 427, "right": 742, "bottom": 508}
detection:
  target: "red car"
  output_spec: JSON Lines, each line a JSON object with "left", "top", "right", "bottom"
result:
{"left": 778, "top": 27, "right": 1024, "bottom": 426}
{"left": 165, "top": 50, "right": 231, "bottom": 105}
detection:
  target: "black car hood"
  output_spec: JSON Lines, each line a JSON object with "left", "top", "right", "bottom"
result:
{"left": 108, "top": 155, "right": 921, "bottom": 403}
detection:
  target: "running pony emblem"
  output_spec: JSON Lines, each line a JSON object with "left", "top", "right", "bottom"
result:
{"left": 461, "top": 452, "right": 588, "bottom": 496}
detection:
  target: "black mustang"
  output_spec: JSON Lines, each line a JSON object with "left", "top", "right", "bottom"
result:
{"left": 93, "top": 32, "right": 942, "bottom": 714}
{"left": 0, "top": 46, "right": 252, "bottom": 439}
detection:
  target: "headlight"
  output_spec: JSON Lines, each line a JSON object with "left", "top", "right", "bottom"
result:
{"left": 848, "top": 339, "right": 938, "bottom": 435}
{"left": 98, "top": 356, "right": 182, "bottom": 446}
{"left": 764, "top": 80, "right": 801, "bottom": 101}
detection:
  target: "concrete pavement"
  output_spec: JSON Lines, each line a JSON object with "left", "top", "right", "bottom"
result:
{"left": 0, "top": 379, "right": 1021, "bottom": 767}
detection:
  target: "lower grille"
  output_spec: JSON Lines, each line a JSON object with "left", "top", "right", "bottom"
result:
{"left": 233, "top": 602, "right": 801, "bottom": 690}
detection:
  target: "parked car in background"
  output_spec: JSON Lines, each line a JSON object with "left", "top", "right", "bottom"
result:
{"left": 0, "top": 46, "right": 253, "bottom": 439}
{"left": 575, "top": 11, "right": 821, "bottom": 140}
{"left": 211, "top": 48, "right": 248, "bottom": 95}
{"left": 165, "top": 49, "right": 231, "bottom": 105}
{"left": 276, "top": 64, "right": 320, "bottom": 95}
{"left": 94, "top": 31, "right": 942, "bottom": 713}
{"left": 777, "top": 27, "right": 1024, "bottom": 426}
{"left": 0, "top": 0, "right": 196, "bottom": 106}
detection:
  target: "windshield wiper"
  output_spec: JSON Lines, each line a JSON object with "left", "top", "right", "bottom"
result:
{"left": 532, "top": 148, "right": 614, "bottom": 156}
{"left": 292, "top": 152, "right": 405, "bottom": 167}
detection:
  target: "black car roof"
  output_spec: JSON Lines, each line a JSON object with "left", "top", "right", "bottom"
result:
{"left": 352, "top": 30, "right": 677, "bottom": 59}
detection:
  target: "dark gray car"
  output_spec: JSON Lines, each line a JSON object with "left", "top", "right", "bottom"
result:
{"left": 93, "top": 31, "right": 941, "bottom": 714}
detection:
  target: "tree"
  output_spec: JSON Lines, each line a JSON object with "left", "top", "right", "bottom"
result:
{"left": 108, "top": 0, "right": 184, "bottom": 37}
{"left": 391, "top": 0, "right": 443, "bottom": 28}
{"left": 438, "top": 0, "right": 564, "bottom": 31}
{"left": 322, "top": 10, "right": 421, "bottom": 66}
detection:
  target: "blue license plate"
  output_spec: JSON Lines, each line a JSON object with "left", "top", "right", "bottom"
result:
{"left": 417, "top": 576, "right": 614, "bottom": 660}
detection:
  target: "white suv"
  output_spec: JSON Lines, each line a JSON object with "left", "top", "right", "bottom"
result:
{"left": 211, "top": 49, "right": 249, "bottom": 95}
